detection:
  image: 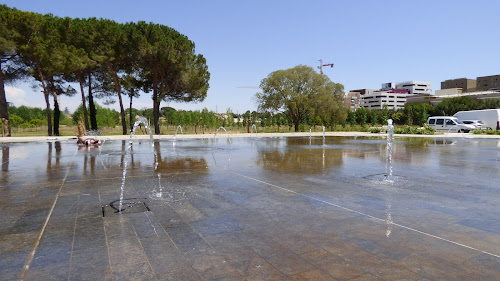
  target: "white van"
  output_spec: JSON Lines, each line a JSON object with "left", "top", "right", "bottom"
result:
{"left": 453, "top": 109, "right": 500, "bottom": 130}
{"left": 427, "top": 116, "right": 476, "bottom": 133}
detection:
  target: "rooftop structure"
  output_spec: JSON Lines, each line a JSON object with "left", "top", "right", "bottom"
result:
{"left": 406, "top": 89, "right": 500, "bottom": 105}
{"left": 476, "top": 74, "right": 500, "bottom": 91}
{"left": 392, "top": 81, "right": 432, "bottom": 96}
{"left": 441, "top": 78, "right": 476, "bottom": 92}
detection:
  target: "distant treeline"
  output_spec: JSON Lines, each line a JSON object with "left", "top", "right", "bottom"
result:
{"left": 6, "top": 96, "right": 500, "bottom": 133}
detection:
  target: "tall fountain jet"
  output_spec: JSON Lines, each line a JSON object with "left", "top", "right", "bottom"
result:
{"left": 385, "top": 119, "right": 394, "bottom": 180}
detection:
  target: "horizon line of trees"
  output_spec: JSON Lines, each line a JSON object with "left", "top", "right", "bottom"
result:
{"left": 5, "top": 95, "right": 500, "bottom": 134}
{"left": 0, "top": 4, "right": 209, "bottom": 137}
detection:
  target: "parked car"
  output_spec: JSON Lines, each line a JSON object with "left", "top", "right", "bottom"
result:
{"left": 461, "top": 120, "right": 485, "bottom": 130}
{"left": 427, "top": 116, "right": 476, "bottom": 133}
{"left": 453, "top": 109, "right": 500, "bottom": 130}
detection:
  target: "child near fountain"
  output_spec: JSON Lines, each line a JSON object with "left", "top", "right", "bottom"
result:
{"left": 76, "top": 118, "right": 101, "bottom": 145}
{"left": 77, "top": 136, "right": 101, "bottom": 145}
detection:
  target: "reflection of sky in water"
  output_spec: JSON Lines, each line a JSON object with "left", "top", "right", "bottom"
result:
{"left": 0, "top": 136, "right": 498, "bottom": 189}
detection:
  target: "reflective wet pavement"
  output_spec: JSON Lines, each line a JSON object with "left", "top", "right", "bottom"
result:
{"left": 1, "top": 136, "right": 500, "bottom": 280}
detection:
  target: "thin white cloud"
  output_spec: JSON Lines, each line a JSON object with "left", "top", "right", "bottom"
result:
{"left": 5, "top": 86, "right": 28, "bottom": 107}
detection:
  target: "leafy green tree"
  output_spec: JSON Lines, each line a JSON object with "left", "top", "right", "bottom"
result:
{"left": 4, "top": 9, "right": 53, "bottom": 135}
{"left": 347, "top": 110, "right": 356, "bottom": 126}
{"left": 404, "top": 103, "right": 432, "bottom": 126}
{"left": 355, "top": 108, "right": 368, "bottom": 126}
{"left": 0, "top": 5, "right": 23, "bottom": 136}
{"left": 73, "top": 102, "right": 120, "bottom": 128}
{"left": 315, "top": 86, "right": 347, "bottom": 130}
{"left": 368, "top": 109, "right": 379, "bottom": 125}
{"left": 256, "top": 65, "right": 344, "bottom": 132}
{"left": 226, "top": 107, "right": 234, "bottom": 127}
{"left": 431, "top": 96, "right": 480, "bottom": 116}
{"left": 391, "top": 110, "right": 404, "bottom": 125}
{"left": 61, "top": 17, "right": 95, "bottom": 131}
{"left": 9, "top": 114, "right": 23, "bottom": 127}
{"left": 380, "top": 104, "right": 390, "bottom": 123}
{"left": 134, "top": 22, "right": 210, "bottom": 134}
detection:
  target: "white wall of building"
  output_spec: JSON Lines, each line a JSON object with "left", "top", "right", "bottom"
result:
{"left": 360, "top": 91, "right": 407, "bottom": 110}
{"left": 395, "top": 81, "right": 432, "bottom": 95}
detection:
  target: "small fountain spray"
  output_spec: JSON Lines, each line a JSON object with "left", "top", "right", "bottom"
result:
{"left": 251, "top": 124, "right": 257, "bottom": 137}
{"left": 174, "top": 125, "right": 183, "bottom": 140}
{"left": 156, "top": 174, "right": 162, "bottom": 198}
{"left": 322, "top": 126, "right": 326, "bottom": 145}
{"left": 385, "top": 119, "right": 394, "bottom": 180}
{"left": 119, "top": 117, "right": 157, "bottom": 212}
{"left": 214, "top": 127, "right": 229, "bottom": 139}
{"left": 309, "top": 128, "right": 312, "bottom": 139}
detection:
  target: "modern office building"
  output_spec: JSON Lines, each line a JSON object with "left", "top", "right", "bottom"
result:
{"left": 392, "top": 81, "right": 432, "bottom": 95}
{"left": 360, "top": 89, "right": 409, "bottom": 110}
{"left": 476, "top": 74, "right": 500, "bottom": 91}
{"left": 441, "top": 78, "right": 477, "bottom": 92}
{"left": 345, "top": 80, "right": 431, "bottom": 110}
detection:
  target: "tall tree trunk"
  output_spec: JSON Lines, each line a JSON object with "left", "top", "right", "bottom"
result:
{"left": 43, "top": 91, "right": 52, "bottom": 136}
{"left": 88, "top": 71, "right": 97, "bottom": 131}
{"left": 77, "top": 70, "right": 89, "bottom": 131}
{"left": 109, "top": 62, "right": 127, "bottom": 135}
{"left": 129, "top": 95, "right": 133, "bottom": 132}
{"left": 153, "top": 96, "right": 160, "bottom": 135}
{"left": 0, "top": 61, "right": 11, "bottom": 137}
{"left": 152, "top": 73, "right": 160, "bottom": 135}
{"left": 35, "top": 58, "right": 52, "bottom": 136}
{"left": 52, "top": 93, "right": 60, "bottom": 136}
{"left": 294, "top": 121, "right": 299, "bottom": 132}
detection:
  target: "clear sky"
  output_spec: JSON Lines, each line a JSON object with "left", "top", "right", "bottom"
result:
{"left": 3, "top": 0, "right": 500, "bottom": 114}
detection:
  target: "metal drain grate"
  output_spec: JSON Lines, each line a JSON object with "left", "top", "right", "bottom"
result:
{"left": 102, "top": 198, "right": 150, "bottom": 217}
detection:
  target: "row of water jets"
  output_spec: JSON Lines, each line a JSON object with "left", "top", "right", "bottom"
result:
{"left": 116, "top": 119, "right": 396, "bottom": 213}
{"left": 118, "top": 120, "right": 252, "bottom": 211}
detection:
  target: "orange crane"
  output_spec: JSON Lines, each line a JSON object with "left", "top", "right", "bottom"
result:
{"left": 318, "top": 59, "right": 334, "bottom": 74}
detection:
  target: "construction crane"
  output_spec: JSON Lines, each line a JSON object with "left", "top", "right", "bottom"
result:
{"left": 318, "top": 59, "right": 334, "bottom": 75}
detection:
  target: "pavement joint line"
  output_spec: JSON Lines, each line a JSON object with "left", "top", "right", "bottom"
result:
{"left": 231, "top": 171, "right": 500, "bottom": 259}
{"left": 18, "top": 148, "right": 79, "bottom": 281}
{"left": 1, "top": 154, "right": 22, "bottom": 165}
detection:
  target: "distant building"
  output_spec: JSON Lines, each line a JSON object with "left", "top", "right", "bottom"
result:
{"left": 406, "top": 89, "right": 500, "bottom": 105}
{"left": 383, "top": 81, "right": 432, "bottom": 96}
{"left": 406, "top": 75, "right": 500, "bottom": 105}
{"left": 441, "top": 78, "right": 476, "bottom": 92}
{"left": 435, "top": 88, "right": 463, "bottom": 96}
{"left": 346, "top": 80, "right": 431, "bottom": 110}
{"left": 360, "top": 89, "right": 409, "bottom": 110}
{"left": 476, "top": 74, "right": 500, "bottom": 91}
{"left": 344, "top": 91, "right": 362, "bottom": 111}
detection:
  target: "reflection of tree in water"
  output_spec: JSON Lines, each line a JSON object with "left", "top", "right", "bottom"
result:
{"left": 154, "top": 142, "right": 208, "bottom": 174}
{"left": 1, "top": 145, "right": 9, "bottom": 185}
{"left": 255, "top": 138, "right": 343, "bottom": 174}
{"left": 47, "top": 142, "right": 64, "bottom": 179}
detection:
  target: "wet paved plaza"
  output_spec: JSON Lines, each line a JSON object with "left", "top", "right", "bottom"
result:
{"left": 1, "top": 136, "right": 500, "bottom": 280}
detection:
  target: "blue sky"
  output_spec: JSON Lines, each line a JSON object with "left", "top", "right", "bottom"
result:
{"left": 3, "top": 0, "right": 500, "bottom": 114}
